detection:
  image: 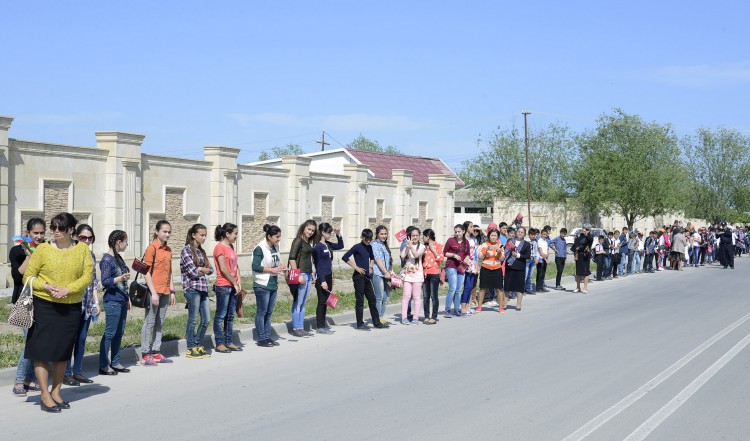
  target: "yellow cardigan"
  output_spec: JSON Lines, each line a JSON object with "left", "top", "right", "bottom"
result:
{"left": 23, "top": 241, "right": 94, "bottom": 304}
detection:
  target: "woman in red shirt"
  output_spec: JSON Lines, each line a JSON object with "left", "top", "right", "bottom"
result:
{"left": 476, "top": 228, "right": 505, "bottom": 312}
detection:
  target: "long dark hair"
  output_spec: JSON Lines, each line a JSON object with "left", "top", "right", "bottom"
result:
{"left": 185, "top": 223, "right": 209, "bottom": 268}
{"left": 107, "top": 230, "right": 128, "bottom": 271}
{"left": 296, "top": 219, "right": 319, "bottom": 244}
{"left": 26, "top": 217, "right": 46, "bottom": 232}
{"left": 76, "top": 224, "right": 95, "bottom": 244}
{"left": 375, "top": 225, "right": 392, "bottom": 266}
{"left": 214, "top": 223, "right": 238, "bottom": 242}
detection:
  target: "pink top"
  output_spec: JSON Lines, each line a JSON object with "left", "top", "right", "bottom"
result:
{"left": 213, "top": 242, "right": 238, "bottom": 287}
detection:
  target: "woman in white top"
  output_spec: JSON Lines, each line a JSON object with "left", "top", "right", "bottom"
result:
{"left": 400, "top": 227, "right": 425, "bottom": 325}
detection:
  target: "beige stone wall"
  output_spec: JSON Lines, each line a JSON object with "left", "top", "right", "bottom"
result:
{"left": 0, "top": 118, "right": 456, "bottom": 287}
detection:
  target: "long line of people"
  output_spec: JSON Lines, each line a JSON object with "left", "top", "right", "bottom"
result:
{"left": 8, "top": 212, "right": 748, "bottom": 413}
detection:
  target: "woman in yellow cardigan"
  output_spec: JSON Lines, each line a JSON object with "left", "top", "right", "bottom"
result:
{"left": 23, "top": 213, "right": 93, "bottom": 413}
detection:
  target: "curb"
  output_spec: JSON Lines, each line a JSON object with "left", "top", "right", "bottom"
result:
{"left": 1, "top": 273, "right": 586, "bottom": 387}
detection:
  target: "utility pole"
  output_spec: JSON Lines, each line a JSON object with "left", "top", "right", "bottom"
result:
{"left": 523, "top": 111, "right": 532, "bottom": 229}
{"left": 317, "top": 130, "right": 330, "bottom": 151}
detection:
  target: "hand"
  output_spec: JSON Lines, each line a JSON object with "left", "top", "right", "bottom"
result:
{"left": 269, "top": 266, "right": 282, "bottom": 274}
{"left": 334, "top": 225, "right": 341, "bottom": 236}
{"left": 151, "top": 293, "right": 159, "bottom": 307}
{"left": 355, "top": 266, "right": 366, "bottom": 275}
{"left": 23, "top": 247, "right": 32, "bottom": 257}
{"left": 170, "top": 293, "right": 176, "bottom": 306}
{"left": 56, "top": 287, "right": 70, "bottom": 299}
{"left": 234, "top": 283, "right": 242, "bottom": 293}
{"left": 321, "top": 281, "right": 328, "bottom": 291}
{"left": 384, "top": 272, "right": 392, "bottom": 280}
{"left": 94, "top": 304, "right": 101, "bottom": 317}
{"left": 118, "top": 273, "right": 131, "bottom": 283}
{"left": 128, "top": 300, "right": 132, "bottom": 310}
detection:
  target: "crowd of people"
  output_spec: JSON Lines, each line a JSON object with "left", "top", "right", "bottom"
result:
{"left": 8, "top": 212, "right": 748, "bottom": 412}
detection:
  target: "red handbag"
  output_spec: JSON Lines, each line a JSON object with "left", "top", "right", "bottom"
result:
{"left": 287, "top": 268, "right": 301, "bottom": 285}
{"left": 390, "top": 274, "right": 403, "bottom": 289}
{"left": 325, "top": 291, "right": 339, "bottom": 308}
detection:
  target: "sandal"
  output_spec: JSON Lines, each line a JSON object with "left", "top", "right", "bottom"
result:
{"left": 573, "top": 288, "right": 581, "bottom": 293}
{"left": 12, "top": 384, "right": 27, "bottom": 397}
{"left": 24, "top": 381, "right": 41, "bottom": 392}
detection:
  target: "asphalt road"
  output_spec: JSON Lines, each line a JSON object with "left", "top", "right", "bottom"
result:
{"left": 2, "top": 259, "right": 749, "bottom": 441}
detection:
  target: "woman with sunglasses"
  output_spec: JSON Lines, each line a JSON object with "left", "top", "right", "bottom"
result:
{"left": 63, "top": 224, "right": 100, "bottom": 386}
{"left": 23, "top": 213, "right": 93, "bottom": 412}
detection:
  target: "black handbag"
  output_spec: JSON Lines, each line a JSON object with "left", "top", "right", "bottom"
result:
{"left": 129, "top": 247, "right": 156, "bottom": 308}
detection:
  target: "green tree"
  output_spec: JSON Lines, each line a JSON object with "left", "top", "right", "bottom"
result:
{"left": 258, "top": 143, "right": 304, "bottom": 161}
{"left": 459, "top": 122, "right": 576, "bottom": 205}
{"left": 575, "top": 109, "right": 685, "bottom": 230}
{"left": 683, "top": 128, "right": 750, "bottom": 224}
{"left": 347, "top": 134, "right": 401, "bottom": 154}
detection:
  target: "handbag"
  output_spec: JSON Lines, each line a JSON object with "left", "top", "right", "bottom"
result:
{"left": 287, "top": 268, "right": 301, "bottom": 285}
{"left": 132, "top": 256, "right": 151, "bottom": 274}
{"left": 390, "top": 273, "right": 403, "bottom": 289}
{"left": 236, "top": 289, "right": 247, "bottom": 318}
{"left": 129, "top": 247, "right": 156, "bottom": 308}
{"left": 325, "top": 290, "right": 339, "bottom": 308}
{"left": 8, "top": 277, "right": 35, "bottom": 328}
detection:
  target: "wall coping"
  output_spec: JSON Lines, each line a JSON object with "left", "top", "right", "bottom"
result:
{"left": 9, "top": 139, "right": 108, "bottom": 159}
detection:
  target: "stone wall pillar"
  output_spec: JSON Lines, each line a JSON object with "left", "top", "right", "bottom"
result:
{"left": 429, "top": 174, "right": 456, "bottom": 241}
{"left": 391, "top": 169, "right": 414, "bottom": 233}
{"left": 281, "top": 156, "right": 312, "bottom": 244}
{"left": 342, "top": 164, "right": 369, "bottom": 244}
{"left": 204, "top": 145, "right": 240, "bottom": 229}
{"left": 0, "top": 116, "right": 13, "bottom": 285}
{"left": 97, "top": 132, "right": 145, "bottom": 258}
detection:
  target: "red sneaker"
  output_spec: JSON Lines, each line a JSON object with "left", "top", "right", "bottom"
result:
{"left": 151, "top": 353, "right": 173, "bottom": 364}
{"left": 499, "top": 307, "right": 505, "bottom": 314}
{"left": 141, "top": 354, "right": 158, "bottom": 366}
{"left": 476, "top": 306, "right": 482, "bottom": 312}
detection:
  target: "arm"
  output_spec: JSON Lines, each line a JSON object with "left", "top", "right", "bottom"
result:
{"left": 373, "top": 245, "right": 391, "bottom": 278}
{"left": 343, "top": 245, "right": 366, "bottom": 275}
{"left": 329, "top": 235, "right": 345, "bottom": 251}
{"left": 410, "top": 244, "right": 426, "bottom": 259}
{"left": 252, "top": 246, "right": 284, "bottom": 275}
{"left": 66, "top": 247, "right": 95, "bottom": 295}
{"left": 180, "top": 247, "right": 203, "bottom": 279}
{"left": 432, "top": 242, "right": 444, "bottom": 262}
{"left": 288, "top": 238, "right": 301, "bottom": 270}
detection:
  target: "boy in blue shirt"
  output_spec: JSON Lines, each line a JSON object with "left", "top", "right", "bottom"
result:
{"left": 343, "top": 229, "right": 388, "bottom": 330}
{"left": 550, "top": 228, "right": 568, "bottom": 290}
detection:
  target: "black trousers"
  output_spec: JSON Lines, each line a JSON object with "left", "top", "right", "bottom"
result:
{"left": 610, "top": 254, "right": 620, "bottom": 277}
{"left": 554, "top": 257, "right": 566, "bottom": 286}
{"left": 422, "top": 274, "right": 440, "bottom": 319}
{"left": 535, "top": 261, "right": 547, "bottom": 290}
{"left": 721, "top": 245, "right": 735, "bottom": 268}
{"left": 352, "top": 273, "right": 381, "bottom": 326}
{"left": 595, "top": 255, "right": 604, "bottom": 280}
{"left": 643, "top": 253, "right": 654, "bottom": 272}
{"left": 315, "top": 274, "right": 333, "bottom": 328}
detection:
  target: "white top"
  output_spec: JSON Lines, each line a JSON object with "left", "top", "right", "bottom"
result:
{"left": 537, "top": 238, "right": 549, "bottom": 259}
{"left": 692, "top": 232, "right": 701, "bottom": 247}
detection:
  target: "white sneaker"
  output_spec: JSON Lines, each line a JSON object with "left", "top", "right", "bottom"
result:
{"left": 401, "top": 319, "right": 410, "bottom": 325}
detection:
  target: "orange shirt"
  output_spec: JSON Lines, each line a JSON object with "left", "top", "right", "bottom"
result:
{"left": 423, "top": 242, "right": 444, "bottom": 275}
{"left": 145, "top": 239, "right": 173, "bottom": 295}
{"left": 479, "top": 241, "right": 504, "bottom": 270}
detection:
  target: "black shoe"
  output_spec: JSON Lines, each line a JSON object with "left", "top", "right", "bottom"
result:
{"left": 256, "top": 340, "right": 274, "bottom": 347}
{"left": 63, "top": 376, "right": 80, "bottom": 387}
{"left": 99, "top": 368, "right": 118, "bottom": 376}
{"left": 73, "top": 374, "right": 93, "bottom": 384}
{"left": 356, "top": 324, "right": 371, "bottom": 331}
{"left": 271, "top": 340, "right": 280, "bottom": 346}
{"left": 40, "top": 401, "right": 61, "bottom": 413}
{"left": 53, "top": 400, "right": 71, "bottom": 409}
{"left": 374, "top": 323, "right": 389, "bottom": 329}
{"left": 541, "top": 288, "right": 550, "bottom": 292}
{"left": 111, "top": 365, "right": 130, "bottom": 373}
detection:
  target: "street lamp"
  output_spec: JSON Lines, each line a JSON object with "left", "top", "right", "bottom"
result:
{"left": 522, "top": 110, "right": 531, "bottom": 229}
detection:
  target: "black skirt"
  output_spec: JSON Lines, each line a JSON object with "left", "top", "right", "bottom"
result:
{"left": 479, "top": 266, "right": 504, "bottom": 290}
{"left": 504, "top": 267, "right": 525, "bottom": 293}
{"left": 25, "top": 297, "right": 82, "bottom": 362}
{"left": 575, "top": 255, "right": 592, "bottom": 277}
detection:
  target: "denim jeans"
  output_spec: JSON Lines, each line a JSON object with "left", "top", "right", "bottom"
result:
{"left": 66, "top": 314, "right": 91, "bottom": 376}
{"left": 213, "top": 285, "right": 237, "bottom": 347}
{"left": 423, "top": 274, "right": 440, "bottom": 319}
{"left": 634, "top": 251, "right": 642, "bottom": 273}
{"left": 254, "top": 287, "right": 277, "bottom": 341}
{"left": 618, "top": 251, "right": 628, "bottom": 274}
{"left": 524, "top": 259, "right": 535, "bottom": 292}
{"left": 141, "top": 293, "right": 170, "bottom": 353}
{"left": 692, "top": 246, "right": 700, "bottom": 265}
{"left": 626, "top": 251, "right": 635, "bottom": 274}
{"left": 15, "top": 328, "right": 36, "bottom": 383}
{"left": 444, "top": 267, "right": 465, "bottom": 313}
{"left": 604, "top": 255, "right": 612, "bottom": 277}
{"left": 100, "top": 300, "right": 128, "bottom": 369}
{"left": 372, "top": 274, "right": 391, "bottom": 319}
{"left": 290, "top": 272, "right": 313, "bottom": 331}
{"left": 461, "top": 273, "right": 475, "bottom": 304}
{"left": 184, "top": 289, "right": 210, "bottom": 349}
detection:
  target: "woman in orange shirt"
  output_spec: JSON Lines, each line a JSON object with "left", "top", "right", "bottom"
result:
{"left": 140, "top": 220, "right": 176, "bottom": 366}
{"left": 421, "top": 228, "right": 444, "bottom": 324}
{"left": 476, "top": 228, "right": 505, "bottom": 313}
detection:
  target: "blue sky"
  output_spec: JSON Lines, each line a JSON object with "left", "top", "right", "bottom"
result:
{"left": 3, "top": 1, "right": 749, "bottom": 170}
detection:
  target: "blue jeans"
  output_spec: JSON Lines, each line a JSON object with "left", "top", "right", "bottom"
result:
{"left": 372, "top": 274, "right": 391, "bottom": 319}
{"left": 618, "top": 251, "right": 628, "bottom": 274}
{"left": 462, "top": 273, "right": 475, "bottom": 304}
{"left": 185, "top": 289, "right": 210, "bottom": 349}
{"left": 100, "top": 300, "right": 128, "bottom": 369}
{"left": 604, "top": 255, "right": 612, "bottom": 276}
{"left": 15, "top": 328, "right": 36, "bottom": 384}
{"left": 213, "top": 285, "right": 237, "bottom": 347}
{"left": 66, "top": 314, "right": 91, "bottom": 376}
{"left": 254, "top": 287, "right": 277, "bottom": 341}
{"left": 692, "top": 246, "right": 700, "bottom": 265}
{"left": 445, "top": 267, "right": 465, "bottom": 313}
{"left": 525, "top": 259, "right": 535, "bottom": 291}
{"left": 291, "top": 273, "right": 313, "bottom": 331}
{"left": 634, "top": 251, "right": 642, "bottom": 273}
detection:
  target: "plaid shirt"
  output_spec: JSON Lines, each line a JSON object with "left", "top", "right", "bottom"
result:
{"left": 180, "top": 245, "right": 214, "bottom": 292}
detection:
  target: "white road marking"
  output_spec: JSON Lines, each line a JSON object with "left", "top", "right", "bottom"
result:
{"left": 561, "top": 310, "right": 750, "bottom": 441}
{"left": 623, "top": 330, "right": 750, "bottom": 441}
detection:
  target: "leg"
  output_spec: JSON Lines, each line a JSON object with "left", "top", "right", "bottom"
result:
{"left": 72, "top": 317, "right": 91, "bottom": 375}
{"left": 184, "top": 289, "right": 199, "bottom": 349}
{"left": 401, "top": 282, "right": 412, "bottom": 321}
{"left": 265, "top": 290, "right": 278, "bottom": 341}
{"left": 255, "top": 288, "right": 270, "bottom": 340}
{"left": 315, "top": 278, "right": 328, "bottom": 329}
{"left": 213, "top": 286, "right": 230, "bottom": 347}
{"left": 583, "top": 275, "right": 589, "bottom": 291}
{"left": 516, "top": 290, "right": 523, "bottom": 310}
{"left": 111, "top": 302, "right": 128, "bottom": 367}
{"left": 34, "top": 361, "right": 56, "bottom": 408}
{"left": 224, "top": 289, "right": 238, "bottom": 345}
{"left": 445, "top": 268, "right": 457, "bottom": 313}
{"left": 49, "top": 361, "right": 66, "bottom": 403}
{"left": 352, "top": 273, "right": 365, "bottom": 325}
{"left": 422, "top": 280, "right": 430, "bottom": 319}
{"left": 363, "top": 277, "right": 381, "bottom": 325}
{"left": 140, "top": 299, "right": 157, "bottom": 354}
{"left": 372, "top": 275, "right": 385, "bottom": 319}
{"left": 478, "top": 288, "right": 486, "bottom": 308}
{"left": 152, "top": 294, "right": 170, "bottom": 354}
{"left": 197, "top": 292, "right": 210, "bottom": 346}
{"left": 454, "top": 272, "right": 465, "bottom": 312}
{"left": 413, "top": 282, "right": 423, "bottom": 320}
{"left": 429, "top": 275, "right": 440, "bottom": 319}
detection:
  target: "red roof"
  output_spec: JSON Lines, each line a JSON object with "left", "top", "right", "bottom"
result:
{"left": 347, "top": 149, "right": 464, "bottom": 186}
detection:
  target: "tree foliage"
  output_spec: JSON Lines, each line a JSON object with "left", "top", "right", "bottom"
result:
{"left": 258, "top": 143, "right": 304, "bottom": 161}
{"left": 347, "top": 134, "right": 401, "bottom": 154}
{"left": 575, "top": 109, "right": 685, "bottom": 230}
{"left": 682, "top": 128, "right": 750, "bottom": 224}
{"left": 459, "top": 122, "right": 576, "bottom": 205}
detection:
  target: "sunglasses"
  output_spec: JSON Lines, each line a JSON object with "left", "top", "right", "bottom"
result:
{"left": 50, "top": 225, "right": 67, "bottom": 232}
{"left": 78, "top": 234, "right": 94, "bottom": 242}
